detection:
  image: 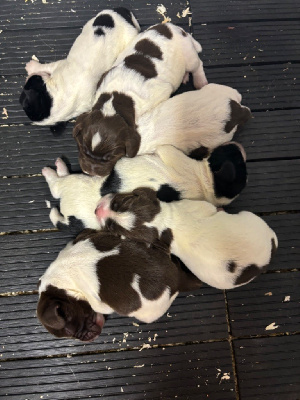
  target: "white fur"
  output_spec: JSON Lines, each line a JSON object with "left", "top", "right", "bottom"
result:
{"left": 39, "top": 239, "right": 118, "bottom": 314}
{"left": 129, "top": 274, "right": 178, "bottom": 323}
{"left": 95, "top": 23, "right": 207, "bottom": 119}
{"left": 26, "top": 9, "right": 140, "bottom": 126}
{"left": 42, "top": 147, "right": 231, "bottom": 230}
{"left": 139, "top": 200, "right": 278, "bottom": 289}
{"left": 91, "top": 132, "right": 102, "bottom": 151}
{"left": 137, "top": 83, "right": 250, "bottom": 154}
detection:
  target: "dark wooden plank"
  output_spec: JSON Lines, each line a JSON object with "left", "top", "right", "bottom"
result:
{"left": 227, "top": 159, "right": 300, "bottom": 213}
{"left": 234, "top": 335, "right": 300, "bottom": 399}
{"left": 227, "top": 272, "right": 300, "bottom": 337}
{"left": 194, "top": 21, "right": 300, "bottom": 67}
{"left": 1, "top": 63, "right": 299, "bottom": 126}
{"left": 190, "top": 0, "right": 300, "bottom": 23}
{"left": 0, "top": 290, "right": 227, "bottom": 359}
{"left": 0, "top": 341, "right": 234, "bottom": 399}
{"left": 0, "top": 0, "right": 189, "bottom": 31}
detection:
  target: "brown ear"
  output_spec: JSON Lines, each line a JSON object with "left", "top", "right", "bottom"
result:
{"left": 73, "top": 122, "right": 82, "bottom": 138}
{"left": 37, "top": 298, "right": 65, "bottom": 330}
{"left": 125, "top": 129, "right": 141, "bottom": 157}
{"left": 132, "top": 187, "right": 157, "bottom": 200}
{"left": 73, "top": 229, "right": 97, "bottom": 244}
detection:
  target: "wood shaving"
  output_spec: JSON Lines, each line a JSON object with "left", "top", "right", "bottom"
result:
{"left": 265, "top": 292, "right": 272, "bottom": 296}
{"left": 156, "top": 4, "right": 171, "bottom": 23}
{"left": 2, "top": 108, "right": 8, "bottom": 119}
{"left": 32, "top": 55, "right": 39, "bottom": 61}
{"left": 45, "top": 200, "right": 51, "bottom": 208}
{"left": 42, "top": 0, "right": 48, "bottom": 4}
{"left": 284, "top": 295, "right": 291, "bottom": 302}
{"left": 181, "top": 7, "right": 191, "bottom": 17}
{"left": 220, "top": 372, "right": 230, "bottom": 383}
{"left": 134, "top": 364, "right": 145, "bottom": 368}
{"left": 265, "top": 322, "right": 279, "bottom": 331}
{"left": 139, "top": 343, "right": 151, "bottom": 351}
{"left": 132, "top": 322, "right": 139, "bottom": 327}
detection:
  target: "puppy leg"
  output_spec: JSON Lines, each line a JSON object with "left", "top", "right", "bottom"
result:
{"left": 49, "top": 207, "right": 68, "bottom": 229}
{"left": 42, "top": 167, "right": 61, "bottom": 199}
{"left": 182, "top": 35, "right": 208, "bottom": 89}
{"left": 55, "top": 158, "right": 69, "bottom": 177}
{"left": 25, "top": 59, "right": 62, "bottom": 76}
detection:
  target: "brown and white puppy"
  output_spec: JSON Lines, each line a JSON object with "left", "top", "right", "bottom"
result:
{"left": 37, "top": 229, "right": 202, "bottom": 341}
{"left": 73, "top": 22, "right": 208, "bottom": 176}
{"left": 95, "top": 188, "right": 278, "bottom": 290}
{"left": 19, "top": 8, "right": 140, "bottom": 130}
{"left": 42, "top": 143, "right": 247, "bottom": 234}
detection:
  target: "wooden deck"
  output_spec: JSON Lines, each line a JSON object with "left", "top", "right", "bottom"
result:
{"left": 0, "top": 0, "right": 300, "bottom": 399}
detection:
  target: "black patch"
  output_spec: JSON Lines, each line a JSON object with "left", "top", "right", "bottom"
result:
{"left": 57, "top": 216, "right": 85, "bottom": 236}
{"left": 50, "top": 121, "right": 68, "bottom": 136}
{"left": 124, "top": 54, "right": 157, "bottom": 79}
{"left": 208, "top": 143, "right": 247, "bottom": 199}
{"left": 225, "top": 100, "right": 252, "bottom": 133}
{"left": 180, "top": 28, "right": 188, "bottom": 37}
{"left": 234, "top": 264, "right": 261, "bottom": 286}
{"left": 188, "top": 146, "right": 209, "bottom": 161}
{"left": 171, "top": 254, "right": 203, "bottom": 292}
{"left": 94, "top": 27, "right": 104, "bottom": 36}
{"left": 93, "top": 14, "right": 115, "bottom": 29}
{"left": 100, "top": 169, "right": 121, "bottom": 196}
{"left": 149, "top": 24, "right": 173, "bottom": 39}
{"left": 157, "top": 184, "right": 181, "bottom": 203}
{"left": 113, "top": 7, "right": 136, "bottom": 28}
{"left": 19, "top": 75, "right": 52, "bottom": 122}
{"left": 135, "top": 39, "right": 163, "bottom": 60}
{"left": 160, "top": 228, "right": 173, "bottom": 248}
{"left": 227, "top": 261, "right": 237, "bottom": 273}
{"left": 271, "top": 238, "right": 277, "bottom": 259}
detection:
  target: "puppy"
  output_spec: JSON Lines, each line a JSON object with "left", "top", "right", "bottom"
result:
{"left": 19, "top": 8, "right": 140, "bottom": 129}
{"left": 73, "top": 22, "right": 208, "bottom": 176}
{"left": 37, "top": 229, "right": 202, "bottom": 341}
{"left": 95, "top": 188, "right": 278, "bottom": 290}
{"left": 42, "top": 142, "right": 247, "bottom": 234}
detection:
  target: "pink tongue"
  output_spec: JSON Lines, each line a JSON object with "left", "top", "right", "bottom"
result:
{"left": 95, "top": 205, "right": 110, "bottom": 219}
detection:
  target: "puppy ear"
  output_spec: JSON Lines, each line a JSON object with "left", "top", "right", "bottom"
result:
{"left": 37, "top": 299, "right": 66, "bottom": 330}
{"left": 125, "top": 129, "right": 141, "bottom": 157}
{"left": 132, "top": 187, "right": 157, "bottom": 200}
{"left": 214, "top": 160, "right": 236, "bottom": 183}
{"left": 73, "top": 229, "right": 97, "bottom": 244}
{"left": 73, "top": 112, "right": 89, "bottom": 138}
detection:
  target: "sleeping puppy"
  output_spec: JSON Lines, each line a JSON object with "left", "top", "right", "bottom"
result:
{"left": 73, "top": 22, "right": 208, "bottom": 176}
{"left": 75, "top": 83, "right": 251, "bottom": 172}
{"left": 95, "top": 188, "right": 278, "bottom": 290}
{"left": 37, "top": 229, "right": 202, "bottom": 341}
{"left": 19, "top": 8, "right": 140, "bottom": 130}
{"left": 42, "top": 142, "right": 247, "bottom": 234}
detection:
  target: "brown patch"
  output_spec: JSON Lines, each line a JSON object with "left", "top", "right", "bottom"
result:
{"left": 234, "top": 264, "right": 261, "bottom": 286}
{"left": 124, "top": 53, "right": 157, "bottom": 79}
{"left": 135, "top": 38, "right": 163, "bottom": 59}
{"left": 149, "top": 24, "right": 173, "bottom": 39}
{"left": 270, "top": 238, "right": 277, "bottom": 260}
{"left": 225, "top": 100, "right": 252, "bottom": 133}
{"left": 159, "top": 228, "right": 173, "bottom": 249}
{"left": 188, "top": 146, "right": 209, "bottom": 161}
{"left": 171, "top": 255, "right": 203, "bottom": 292}
{"left": 37, "top": 285, "right": 104, "bottom": 341}
{"left": 227, "top": 261, "right": 237, "bottom": 273}
{"left": 93, "top": 92, "right": 113, "bottom": 111}
{"left": 180, "top": 28, "right": 187, "bottom": 37}
{"left": 96, "top": 68, "right": 114, "bottom": 90}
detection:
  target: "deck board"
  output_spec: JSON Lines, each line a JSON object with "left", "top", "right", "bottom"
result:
{"left": 0, "top": 0, "right": 299, "bottom": 399}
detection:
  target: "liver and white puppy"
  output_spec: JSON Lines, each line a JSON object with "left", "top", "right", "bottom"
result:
{"left": 75, "top": 83, "right": 251, "bottom": 173}
{"left": 19, "top": 8, "right": 140, "bottom": 130}
{"left": 37, "top": 229, "right": 202, "bottom": 341}
{"left": 42, "top": 142, "right": 247, "bottom": 233}
{"left": 95, "top": 188, "right": 278, "bottom": 290}
{"left": 73, "top": 22, "right": 208, "bottom": 176}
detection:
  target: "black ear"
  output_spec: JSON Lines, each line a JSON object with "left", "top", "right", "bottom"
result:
{"left": 37, "top": 300, "right": 66, "bottom": 330}
{"left": 214, "top": 160, "right": 236, "bottom": 183}
{"left": 125, "top": 129, "right": 141, "bottom": 157}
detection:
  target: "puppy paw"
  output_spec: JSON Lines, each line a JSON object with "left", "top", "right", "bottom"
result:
{"left": 182, "top": 71, "right": 190, "bottom": 84}
{"left": 49, "top": 207, "right": 65, "bottom": 227}
{"left": 42, "top": 166, "right": 58, "bottom": 182}
{"left": 55, "top": 158, "right": 69, "bottom": 177}
{"left": 193, "top": 74, "right": 208, "bottom": 89}
{"left": 25, "top": 60, "right": 41, "bottom": 75}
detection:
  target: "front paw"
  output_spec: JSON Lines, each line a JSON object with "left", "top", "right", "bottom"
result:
{"left": 42, "top": 166, "right": 58, "bottom": 182}
{"left": 25, "top": 60, "right": 41, "bottom": 75}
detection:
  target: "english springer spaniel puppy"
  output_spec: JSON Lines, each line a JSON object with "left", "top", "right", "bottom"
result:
{"left": 74, "top": 83, "right": 251, "bottom": 174}
{"left": 42, "top": 142, "right": 247, "bottom": 234}
{"left": 73, "top": 22, "right": 208, "bottom": 175}
{"left": 95, "top": 187, "right": 278, "bottom": 290}
{"left": 19, "top": 8, "right": 140, "bottom": 132}
{"left": 37, "top": 229, "right": 202, "bottom": 341}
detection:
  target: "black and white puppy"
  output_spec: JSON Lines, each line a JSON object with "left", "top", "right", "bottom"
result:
{"left": 73, "top": 22, "right": 208, "bottom": 176}
{"left": 37, "top": 229, "right": 202, "bottom": 341}
{"left": 95, "top": 188, "right": 278, "bottom": 290}
{"left": 19, "top": 8, "right": 140, "bottom": 129}
{"left": 42, "top": 142, "right": 247, "bottom": 234}
{"left": 74, "top": 83, "right": 251, "bottom": 173}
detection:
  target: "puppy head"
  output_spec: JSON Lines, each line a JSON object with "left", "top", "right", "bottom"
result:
{"left": 73, "top": 101, "right": 140, "bottom": 176}
{"left": 95, "top": 187, "right": 160, "bottom": 231}
{"left": 19, "top": 75, "right": 52, "bottom": 122}
{"left": 208, "top": 142, "right": 247, "bottom": 200}
{"left": 37, "top": 285, "right": 105, "bottom": 342}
